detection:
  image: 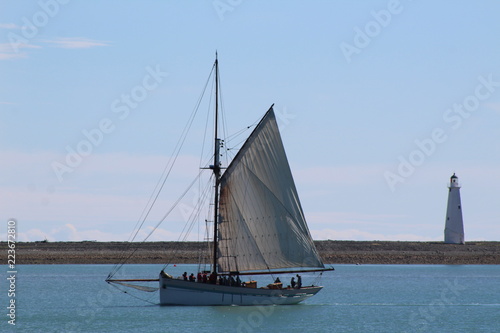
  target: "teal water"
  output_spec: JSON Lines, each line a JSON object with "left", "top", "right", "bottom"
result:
{"left": 1, "top": 264, "right": 499, "bottom": 332}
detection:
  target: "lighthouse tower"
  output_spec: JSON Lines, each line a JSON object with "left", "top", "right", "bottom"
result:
{"left": 444, "top": 173, "right": 464, "bottom": 244}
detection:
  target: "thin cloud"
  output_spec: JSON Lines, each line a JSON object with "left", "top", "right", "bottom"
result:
{"left": 0, "top": 53, "right": 26, "bottom": 60}
{"left": 0, "top": 37, "right": 109, "bottom": 60}
{"left": 0, "top": 42, "right": 40, "bottom": 60}
{"left": 0, "top": 23, "right": 19, "bottom": 29}
{"left": 43, "top": 37, "right": 110, "bottom": 49}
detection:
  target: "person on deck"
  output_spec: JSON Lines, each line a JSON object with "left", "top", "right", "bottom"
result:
{"left": 296, "top": 274, "right": 302, "bottom": 289}
{"left": 274, "top": 277, "right": 281, "bottom": 283}
{"left": 291, "top": 277, "right": 296, "bottom": 289}
{"left": 189, "top": 273, "right": 195, "bottom": 282}
{"left": 182, "top": 272, "right": 188, "bottom": 281}
{"left": 209, "top": 272, "right": 217, "bottom": 284}
{"left": 197, "top": 272, "right": 202, "bottom": 282}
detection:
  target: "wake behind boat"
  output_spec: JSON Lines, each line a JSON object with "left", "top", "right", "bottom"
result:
{"left": 106, "top": 55, "right": 333, "bottom": 306}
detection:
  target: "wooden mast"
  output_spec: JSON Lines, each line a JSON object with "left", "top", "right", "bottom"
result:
{"left": 212, "top": 53, "right": 221, "bottom": 273}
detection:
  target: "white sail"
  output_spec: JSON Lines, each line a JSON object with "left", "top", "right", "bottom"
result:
{"left": 218, "top": 108, "right": 324, "bottom": 273}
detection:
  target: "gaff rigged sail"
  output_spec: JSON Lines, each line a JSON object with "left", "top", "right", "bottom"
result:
{"left": 218, "top": 108, "right": 325, "bottom": 273}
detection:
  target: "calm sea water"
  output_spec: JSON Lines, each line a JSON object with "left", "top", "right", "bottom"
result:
{"left": 1, "top": 264, "right": 499, "bottom": 332}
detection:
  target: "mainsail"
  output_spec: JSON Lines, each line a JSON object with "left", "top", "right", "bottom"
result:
{"left": 218, "top": 107, "right": 324, "bottom": 273}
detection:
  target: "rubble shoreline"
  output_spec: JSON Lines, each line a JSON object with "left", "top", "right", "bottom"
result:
{"left": 9, "top": 240, "right": 500, "bottom": 265}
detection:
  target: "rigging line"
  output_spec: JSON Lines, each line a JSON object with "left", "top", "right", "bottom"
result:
{"left": 131, "top": 64, "right": 216, "bottom": 242}
{"left": 225, "top": 125, "right": 254, "bottom": 142}
{"left": 108, "top": 65, "right": 216, "bottom": 278}
{"left": 199, "top": 73, "right": 215, "bottom": 170}
{"left": 108, "top": 169, "right": 205, "bottom": 279}
{"left": 217, "top": 69, "right": 230, "bottom": 168}
{"left": 107, "top": 281, "right": 158, "bottom": 305}
{"left": 225, "top": 118, "right": 261, "bottom": 152}
{"left": 178, "top": 174, "right": 212, "bottom": 242}
{"left": 197, "top": 78, "right": 215, "bottom": 242}
{"left": 139, "top": 169, "right": 205, "bottom": 239}
{"left": 198, "top": 180, "right": 215, "bottom": 273}
{"left": 226, "top": 136, "right": 250, "bottom": 152}
{"left": 190, "top": 181, "right": 212, "bottom": 237}
{"left": 199, "top": 217, "right": 212, "bottom": 272}
{"left": 162, "top": 173, "right": 214, "bottom": 270}
{"left": 200, "top": 193, "right": 215, "bottom": 273}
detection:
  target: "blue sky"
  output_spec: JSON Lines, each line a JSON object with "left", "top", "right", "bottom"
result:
{"left": 1, "top": 0, "right": 499, "bottom": 242}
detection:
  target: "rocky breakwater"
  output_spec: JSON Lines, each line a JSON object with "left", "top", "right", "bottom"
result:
{"left": 8, "top": 240, "right": 500, "bottom": 265}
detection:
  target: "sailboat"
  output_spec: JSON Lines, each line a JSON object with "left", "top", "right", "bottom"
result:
{"left": 107, "top": 56, "right": 333, "bottom": 306}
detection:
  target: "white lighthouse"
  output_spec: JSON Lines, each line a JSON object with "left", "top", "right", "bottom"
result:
{"left": 444, "top": 173, "right": 464, "bottom": 244}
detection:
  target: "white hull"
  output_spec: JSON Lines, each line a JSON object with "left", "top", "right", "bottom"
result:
{"left": 159, "top": 274, "right": 322, "bottom": 306}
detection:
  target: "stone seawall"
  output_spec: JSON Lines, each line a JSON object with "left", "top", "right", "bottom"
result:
{"left": 8, "top": 240, "right": 500, "bottom": 265}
